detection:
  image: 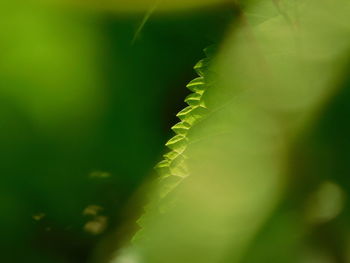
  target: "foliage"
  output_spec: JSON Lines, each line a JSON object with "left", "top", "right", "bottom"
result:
{"left": 113, "top": 0, "right": 350, "bottom": 262}
{"left": 1, "top": 0, "right": 349, "bottom": 263}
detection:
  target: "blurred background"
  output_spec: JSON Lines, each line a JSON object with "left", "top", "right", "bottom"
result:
{"left": 2, "top": 1, "right": 350, "bottom": 263}
{"left": 0, "top": 1, "right": 233, "bottom": 262}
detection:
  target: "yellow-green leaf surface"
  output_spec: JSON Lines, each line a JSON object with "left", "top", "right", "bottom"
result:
{"left": 113, "top": 0, "right": 350, "bottom": 262}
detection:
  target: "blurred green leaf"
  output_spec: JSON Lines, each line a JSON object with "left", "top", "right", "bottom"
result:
{"left": 113, "top": 0, "right": 350, "bottom": 262}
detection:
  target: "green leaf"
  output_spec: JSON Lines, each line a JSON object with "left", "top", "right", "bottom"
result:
{"left": 113, "top": 1, "right": 350, "bottom": 262}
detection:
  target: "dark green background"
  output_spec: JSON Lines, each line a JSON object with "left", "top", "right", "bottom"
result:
{"left": 0, "top": 6, "right": 233, "bottom": 262}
